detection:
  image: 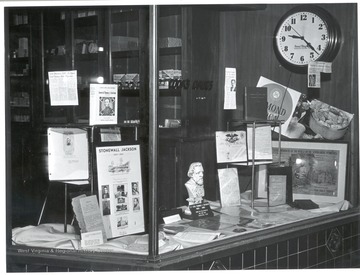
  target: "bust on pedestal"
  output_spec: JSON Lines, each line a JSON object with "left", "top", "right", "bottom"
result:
{"left": 184, "top": 162, "right": 214, "bottom": 219}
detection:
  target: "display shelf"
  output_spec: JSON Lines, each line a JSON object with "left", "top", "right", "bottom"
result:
{"left": 112, "top": 50, "right": 139, "bottom": 58}
{"left": 159, "top": 47, "right": 181, "bottom": 56}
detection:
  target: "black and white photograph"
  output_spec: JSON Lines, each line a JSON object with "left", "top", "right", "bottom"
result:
{"left": 3, "top": 1, "right": 360, "bottom": 273}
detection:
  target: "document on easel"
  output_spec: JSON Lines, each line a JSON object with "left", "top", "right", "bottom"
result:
{"left": 215, "top": 131, "right": 247, "bottom": 163}
{"left": 47, "top": 127, "right": 89, "bottom": 181}
{"left": 246, "top": 124, "right": 273, "bottom": 165}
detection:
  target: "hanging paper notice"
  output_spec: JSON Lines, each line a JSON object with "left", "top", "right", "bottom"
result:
{"left": 90, "top": 84, "right": 118, "bottom": 125}
{"left": 48, "top": 70, "right": 78, "bottom": 106}
{"left": 96, "top": 145, "right": 144, "bottom": 239}
{"left": 223, "top": 67, "right": 237, "bottom": 110}
{"left": 48, "top": 128, "right": 89, "bottom": 181}
{"left": 218, "top": 168, "right": 241, "bottom": 207}
{"left": 215, "top": 131, "right": 247, "bottom": 163}
{"left": 308, "top": 61, "right": 332, "bottom": 88}
{"left": 256, "top": 76, "right": 301, "bottom": 138}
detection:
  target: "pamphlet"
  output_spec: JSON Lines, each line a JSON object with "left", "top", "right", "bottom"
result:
{"left": 96, "top": 145, "right": 144, "bottom": 239}
{"left": 218, "top": 168, "right": 241, "bottom": 207}
{"left": 89, "top": 84, "right": 118, "bottom": 125}
{"left": 71, "top": 194, "right": 107, "bottom": 243}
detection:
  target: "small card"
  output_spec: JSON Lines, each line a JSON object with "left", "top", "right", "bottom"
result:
{"left": 80, "top": 230, "right": 104, "bottom": 248}
{"left": 163, "top": 214, "right": 182, "bottom": 224}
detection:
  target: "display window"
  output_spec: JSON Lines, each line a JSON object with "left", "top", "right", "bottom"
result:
{"left": 4, "top": 2, "right": 360, "bottom": 271}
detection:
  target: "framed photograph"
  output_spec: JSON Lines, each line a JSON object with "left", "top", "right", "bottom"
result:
{"left": 272, "top": 141, "right": 348, "bottom": 203}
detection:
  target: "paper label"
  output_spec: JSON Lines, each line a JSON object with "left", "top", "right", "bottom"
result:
{"left": 80, "top": 231, "right": 104, "bottom": 248}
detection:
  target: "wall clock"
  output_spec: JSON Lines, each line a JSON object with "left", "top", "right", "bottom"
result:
{"left": 274, "top": 5, "right": 342, "bottom": 73}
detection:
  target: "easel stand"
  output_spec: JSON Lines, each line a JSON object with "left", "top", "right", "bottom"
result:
{"left": 38, "top": 126, "right": 94, "bottom": 233}
{"left": 226, "top": 120, "right": 283, "bottom": 209}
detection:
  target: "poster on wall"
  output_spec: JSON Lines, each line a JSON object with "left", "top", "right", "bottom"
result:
{"left": 47, "top": 127, "right": 89, "bottom": 181}
{"left": 256, "top": 76, "right": 301, "bottom": 137}
{"left": 89, "top": 84, "right": 118, "bottom": 125}
{"left": 96, "top": 145, "right": 144, "bottom": 239}
{"left": 48, "top": 70, "right": 78, "bottom": 106}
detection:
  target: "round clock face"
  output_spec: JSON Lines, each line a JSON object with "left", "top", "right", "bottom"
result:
{"left": 276, "top": 11, "right": 329, "bottom": 66}
{"left": 274, "top": 6, "right": 341, "bottom": 72}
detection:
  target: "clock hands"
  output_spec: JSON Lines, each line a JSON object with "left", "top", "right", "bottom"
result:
{"left": 288, "top": 35, "right": 303, "bottom": 39}
{"left": 287, "top": 25, "right": 320, "bottom": 55}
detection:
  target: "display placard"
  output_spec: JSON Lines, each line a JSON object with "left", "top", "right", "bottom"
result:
{"left": 186, "top": 202, "right": 214, "bottom": 220}
{"left": 96, "top": 145, "right": 144, "bottom": 239}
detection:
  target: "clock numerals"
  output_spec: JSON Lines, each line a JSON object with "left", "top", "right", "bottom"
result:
{"left": 274, "top": 6, "right": 341, "bottom": 72}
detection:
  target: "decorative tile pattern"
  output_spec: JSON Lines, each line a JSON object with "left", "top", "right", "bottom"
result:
{"left": 187, "top": 220, "right": 360, "bottom": 270}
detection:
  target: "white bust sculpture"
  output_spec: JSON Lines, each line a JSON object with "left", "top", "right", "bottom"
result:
{"left": 184, "top": 162, "right": 205, "bottom": 215}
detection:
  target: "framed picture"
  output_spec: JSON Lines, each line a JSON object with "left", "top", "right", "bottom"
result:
{"left": 272, "top": 140, "right": 348, "bottom": 203}
{"left": 267, "top": 166, "right": 293, "bottom": 206}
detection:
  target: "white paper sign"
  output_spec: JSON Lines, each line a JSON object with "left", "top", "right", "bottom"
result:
{"left": 48, "top": 128, "right": 89, "bottom": 181}
{"left": 90, "top": 84, "right": 118, "bottom": 125}
{"left": 223, "top": 67, "right": 237, "bottom": 110}
{"left": 48, "top": 70, "right": 78, "bottom": 106}
{"left": 96, "top": 145, "right": 144, "bottom": 239}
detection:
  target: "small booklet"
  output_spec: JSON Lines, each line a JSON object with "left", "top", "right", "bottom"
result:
{"left": 244, "top": 87, "right": 268, "bottom": 121}
{"left": 72, "top": 194, "right": 107, "bottom": 244}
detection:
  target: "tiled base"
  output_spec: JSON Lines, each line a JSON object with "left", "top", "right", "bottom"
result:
{"left": 188, "top": 220, "right": 360, "bottom": 270}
